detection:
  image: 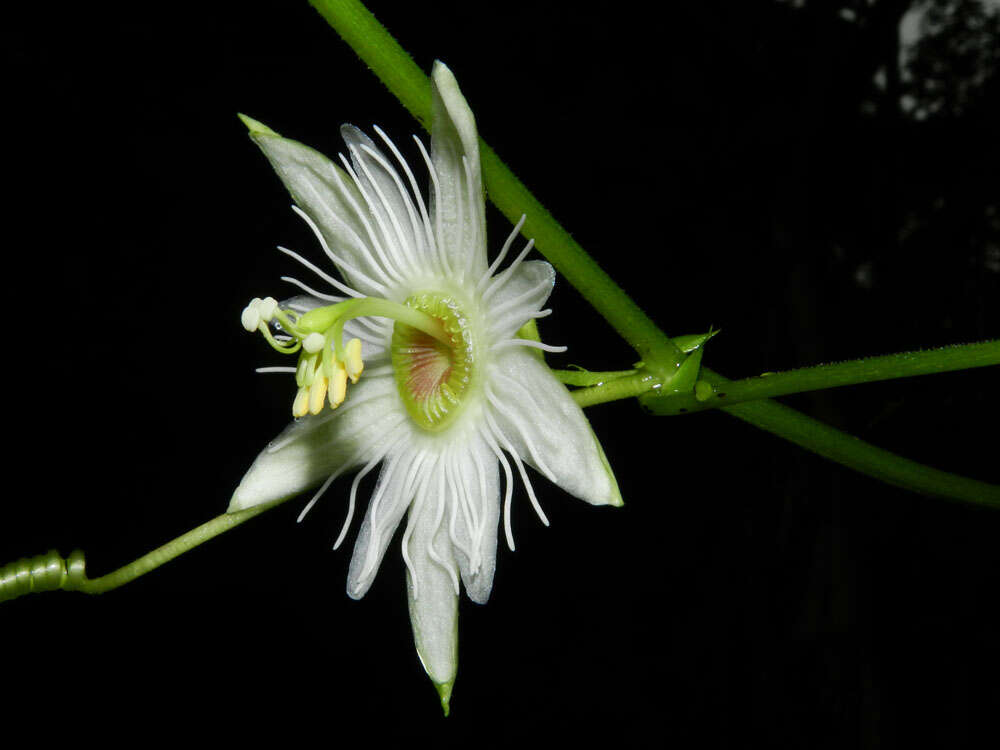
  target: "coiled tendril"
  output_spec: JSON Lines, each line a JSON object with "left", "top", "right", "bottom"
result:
{"left": 0, "top": 549, "right": 88, "bottom": 603}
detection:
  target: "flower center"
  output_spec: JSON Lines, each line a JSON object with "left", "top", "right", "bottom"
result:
{"left": 391, "top": 293, "right": 476, "bottom": 432}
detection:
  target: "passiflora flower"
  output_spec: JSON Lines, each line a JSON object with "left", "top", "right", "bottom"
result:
{"left": 230, "top": 61, "right": 621, "bottom": 713}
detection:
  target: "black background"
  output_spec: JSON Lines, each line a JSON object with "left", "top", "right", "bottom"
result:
{"left": 3, "top": 1, "right": 998, "bottom": 746}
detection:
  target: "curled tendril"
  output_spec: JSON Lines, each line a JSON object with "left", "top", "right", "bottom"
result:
{"left": 0, "top": 549, "right": 87, "bottom": 603}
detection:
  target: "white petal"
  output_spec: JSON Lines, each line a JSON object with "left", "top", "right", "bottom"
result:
{"left": 486, "top": 349, "right": 623, "bottom": 507}
{"left": 346, "top": 445, "right": 420, "bottom": 599}
{"left": 405, "top": 458, "right": 459, "bottom": 692}
{"left": 244, "top": 125, "right": 392, "bottom": 296}
{"left": 429, "top": 61, "right": 487, "bottom": 282}
{"left": 228, "top": 376, "right": 403, "bottom": 511}
{"left": 486, "top": 260, "right": 555, "bottom": 341}
{"left": 445, "top": 431, "right": 500, "bottom": 604}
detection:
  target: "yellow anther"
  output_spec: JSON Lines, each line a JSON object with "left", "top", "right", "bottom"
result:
{"left": 292, "top": 386, "right": 310, "bottom": 418}
{"left": 329, "top": 361, "right": 349, "bottom": 408}
{"left": 309, "top": 376, "right": 329, "bottom": 415}
{"left": 345, "top": 338, "right": 364, "bottom": 383}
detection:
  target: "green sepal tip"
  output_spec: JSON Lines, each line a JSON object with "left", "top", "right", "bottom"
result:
{"left": 237, "top": 113, "right": 280, "bottom": 137}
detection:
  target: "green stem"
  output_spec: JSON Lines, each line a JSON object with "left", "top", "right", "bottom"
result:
{"left": 307, "top": 0, "right": 996, "bottom": 508}
{"left": 572, "top": 372, "right": 658, "bottom": 407}
{"left": 644, "top": 340, "right": 1000, "bottom": 415}
{"left": 77, "top": 504, "right": 279, "bottom": 594}
{"left": 553, "top": 368, "right": 637, "bottom": 387}
{"left": 712, "top": 390, "right": 1000, "bottom": 509}
{"left": 0, "top": 503, "right": 281, "bottom": 603}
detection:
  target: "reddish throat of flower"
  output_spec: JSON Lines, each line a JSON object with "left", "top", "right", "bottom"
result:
{"left": 241, "top": 294, "right": 457, "bottom": 419}
{"left": 391, "top": 293, "right": 477, "bottom": 432}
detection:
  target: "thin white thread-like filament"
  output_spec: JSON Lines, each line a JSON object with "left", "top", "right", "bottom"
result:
{"left": 401, "top": 454, "right": 439, "bottom": 600}
{"left": 485, "top": 411, "right": 550, "bottom": 527}
{"left": 338, "top": 153, "right": 409, "bottom": 284}
{"left": 280, "top": 275, "right": 345, "bottom": 302}
{"left": 443, "top": 452, "right": 477, "bottom": 571}
{"left": 412, "top": 135, "right": 451, "bottom": 277}
{"left": 485, "top": 386, "right": 558, "bottom": 484}
{"left": 479, "top": 215, "right": 526, "bottom": 293}
{"left": 481, "top": 427, "right": 516, "bottom": 551}
{"left": 298, "top": 470, "right": 343, "bottom": 523}
{"left": 347, "top": 145, "right": 419, "bottom": 280}
{"left": 452, "top": 153, "right": 466, "bottom": 283}
{"left": 484, "top": 239, "right": 535, "bottom": 301}
{"left": 293, "top": 189, "right": 387, "bottom": 289}
{"left": 358, "top": 141, "right": 427, "bottom": 268}
{"left": 361, "top": 448, "right": 425, "bottom": 581}
{"left": 491, "top": 338, "right": 568, "bottom": 354}
{"left": 462, "top": 154, "right": 482, "bottom": 281}
{"left": 336, "top": 443, "right": 403, "bottom": 550}
{"left": 470, "top": 442, "right": 491, "bottom": 567}
{"left": 323, "top": 159, "right": 405, "bottom": 287}
{"left": 255, "top": 366, "right": 297, "bottom": 374}
{"left": 427, "top": 465, "right": 461, "bottom": 596}
{"left": 332, "top": 453, "right": 383, "bottom": 549}
{"left": 277, "top": 245, "right": 369, "bottom": 300}
{"left": 489, "top": 283, "right": 549, "bottom": 323}
{"left": 292, "top": 202, "right": 391, "bottom": 296}
{"left": 374, "top": 126, "right": 437, "bottom": 258}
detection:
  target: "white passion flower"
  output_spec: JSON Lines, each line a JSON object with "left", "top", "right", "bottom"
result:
{"left": 230, "top": 61, "right": 622, "bottom": 713}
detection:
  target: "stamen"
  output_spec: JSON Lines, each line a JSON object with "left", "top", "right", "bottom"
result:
{"left": 255, "top": 366, "right": 297, "bottom": 374}
{"left": 344, "top": 338, "right": 364, "bottom": 382}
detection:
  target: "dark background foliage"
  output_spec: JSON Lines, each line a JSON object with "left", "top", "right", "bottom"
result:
{"left": 3, "top": 0, "right": 998, "bottom": 746}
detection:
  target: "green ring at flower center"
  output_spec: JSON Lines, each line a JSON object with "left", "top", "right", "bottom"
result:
{"left": 391, "top": 293, "right": 476, "bottom": 432}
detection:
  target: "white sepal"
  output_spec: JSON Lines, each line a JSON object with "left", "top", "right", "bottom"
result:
{"left": 228, "top": 376, "right": 401, "bottom": 511}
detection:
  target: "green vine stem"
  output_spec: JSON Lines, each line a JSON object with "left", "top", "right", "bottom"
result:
{"left": 588, "top": 340, "right": 999, "bottom": 413}
{"left": 309, "top": 0, "right": 998, "bottom": 506}
{"left": 0, "top": 503, "right": 278, "bottom": 603}
{"left": 711, "top": 389, "right": 1000, "bottom": 508}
